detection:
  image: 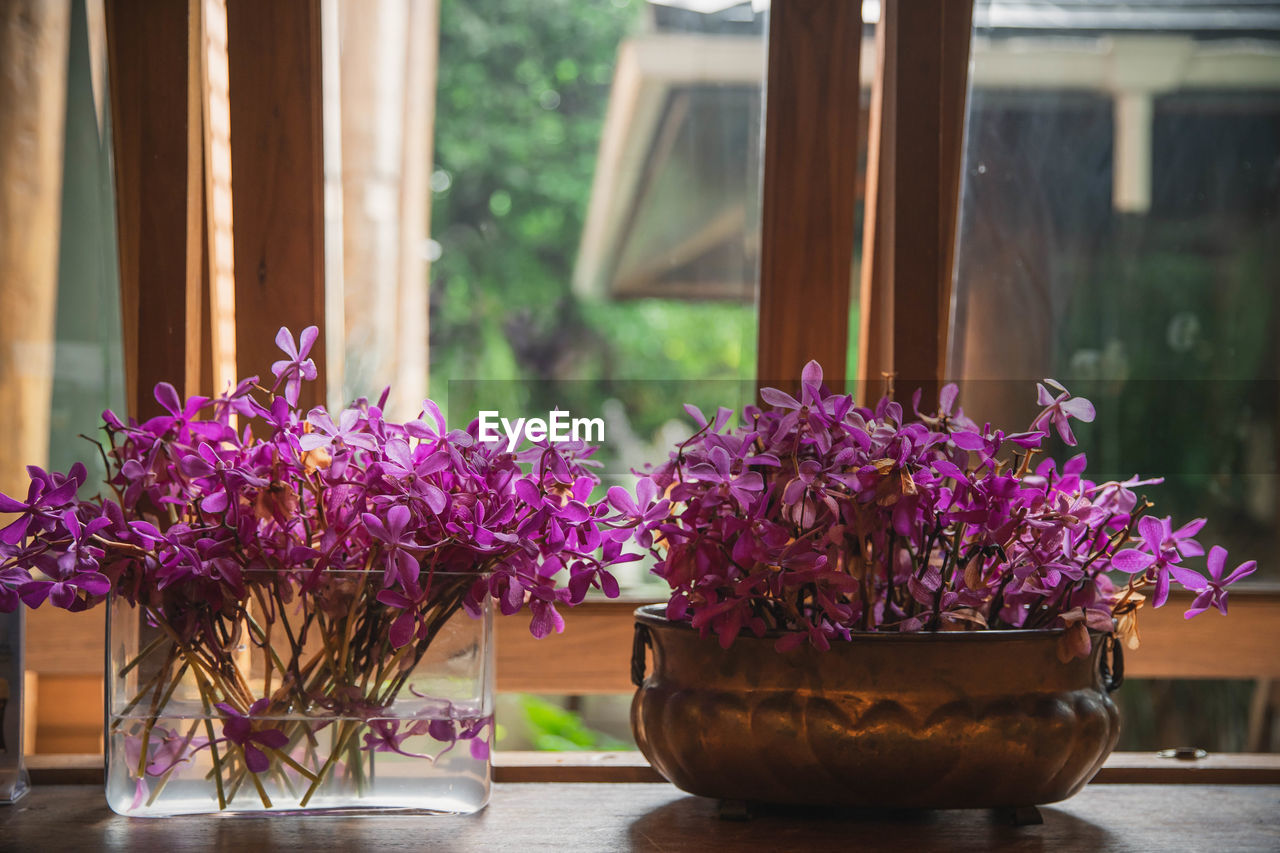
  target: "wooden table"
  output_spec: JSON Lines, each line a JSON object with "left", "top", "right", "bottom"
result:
{"left": 2, "top": 782, "right": 1278, "bottom": 852}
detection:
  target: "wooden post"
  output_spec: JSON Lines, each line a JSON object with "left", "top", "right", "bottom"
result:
{"left": 857, "top": 0, "right": 973, "bottom": 408}
{"left": 225, "top": 0, "right": 326, "bottom": 409}
{"left": 0, "top": 0, "right": 70, "bottom": 494}
{"left": 756, "top": 0, "right": 862, "bottom": 392}
{"left": 105, "top": 0, "right": 206, "bottom": 419}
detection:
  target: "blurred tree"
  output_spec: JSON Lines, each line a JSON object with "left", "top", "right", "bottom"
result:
{"left": 429, "top": 0, "right": 756, "bottom": 442}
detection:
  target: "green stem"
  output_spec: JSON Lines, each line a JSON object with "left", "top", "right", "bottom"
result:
{"left": 194, "top": 680, "right": 228, "bottom": 811}
{"left": 116, "top": 633, "right": 168, "bottom": 679}
{"left": 299, "top": 721, "right": 356, "bottom": 807}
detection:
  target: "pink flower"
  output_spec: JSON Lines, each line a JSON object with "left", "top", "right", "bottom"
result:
{"left": 1171, "top": 546, "right": 1256, "bottom": 618}
{"left": 270, "top": 325, "right": 319, "bottom": 406}
{"left": 1032, "top": 379, "right": 1096, "bottom": 446}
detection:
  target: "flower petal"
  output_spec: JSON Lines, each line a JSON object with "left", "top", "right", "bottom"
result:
{"left": 1110, "top": 549, "right": 1156, "bottom": 573}
{"left": 243, "top": 744, "right": 269, "bottom": 774}
{"left": 153, "top": 382, "right": 182, "bottom": 417}
{"left": 389, "top": 610, "right": 417, "bottom": 648}
{"left": 297, "top": 325, "right": 319, "bottom": 358}
{"left": 1222, "top": 560, "right": 1257, "bottom": 586}
{"left": 760, "top": 388, "right": 801, "bottom": 410}
{"left": 275, "top": 326, "right": 297, "bottom": 357}
{"left": 1205, "top": 545, "right": 1227, "bottom": 581}
{"left": 1169, "top": 565, "right": 1207, "bottom": 592}
{"left": 297, "top": 433, "right": 330, "bottom": 452}
{"left": 1059, "top": 396, "right": 1096, "bottom": 423}
{"left": 1137, "top": 515, "right": 1166, "bottom": 549}
{"left": 951, "top": 431, "right": 988, "bottom": 451}
{"left": 75, "top": 572, "right": 112, "bottom": 596}
{"left": 253, "top": 728, "right": 290, "bottom": 750}
{"left": 422, "top": 483, "right": 448, "bottom": 515}
{"left": 937, "top": 381, "right": 959, "bottom": 411}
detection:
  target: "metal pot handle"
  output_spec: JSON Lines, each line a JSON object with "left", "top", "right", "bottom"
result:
{"left": 631, "top": 622, "right": 651, "bottom": 687}
{"left": 1101, "top": 634, "right": 1125, "bottom": 693}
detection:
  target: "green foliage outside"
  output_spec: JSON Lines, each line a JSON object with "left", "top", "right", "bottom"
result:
{"left": 430, "top": 0, "right": 757, "bottom": 452}
{"left": 517, "top": 696, "right": 631, "bottom": 752}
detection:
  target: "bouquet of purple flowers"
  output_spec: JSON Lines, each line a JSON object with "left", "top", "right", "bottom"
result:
{"left": 0, "top": 327, "right": 633, "bottom": 812}
{"left": 611, "top": 363, "right": 1254, "bottom": 658}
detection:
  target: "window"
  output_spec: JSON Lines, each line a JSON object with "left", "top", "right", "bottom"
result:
{"left": 11, "top": 0, "right": 1279, "bottom": 761}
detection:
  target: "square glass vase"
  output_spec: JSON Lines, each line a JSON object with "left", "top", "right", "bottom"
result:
{"left": 105, "top": 571, "right": 493, "bottom": 817}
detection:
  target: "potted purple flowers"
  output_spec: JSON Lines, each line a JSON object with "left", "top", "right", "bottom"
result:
{"left": 617, "top": 363, "right": 1254, "bottom": 808}
{"left": 0, "top": 328, "right": 633, "bottom": 816}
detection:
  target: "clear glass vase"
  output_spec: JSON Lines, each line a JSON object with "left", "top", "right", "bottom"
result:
{"left": 104, "top": 571, "right": 493, "bottom": 817}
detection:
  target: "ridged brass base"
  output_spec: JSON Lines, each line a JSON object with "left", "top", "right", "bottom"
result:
{"left": 631, "top": 605, "right": 1121, "bottom": 808}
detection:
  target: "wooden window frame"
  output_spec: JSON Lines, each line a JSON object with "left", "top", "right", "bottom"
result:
{"left": 107, "top": 0, "right": 326, "bottom": 414}
{"left": 24, "top": 0, "right": 1279, "bottom": 771}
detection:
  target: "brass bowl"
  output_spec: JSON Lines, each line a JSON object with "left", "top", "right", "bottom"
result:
{"left": 630, "top": 605, "right": 1122, "bottom": 809}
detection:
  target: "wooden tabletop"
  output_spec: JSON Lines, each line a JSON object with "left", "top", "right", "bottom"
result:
{"left": 2, "top": 782, "right": 1278, "bottom": 852}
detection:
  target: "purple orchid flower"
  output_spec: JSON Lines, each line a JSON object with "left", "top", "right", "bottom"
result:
{"left": 362, "top": 505, "right": 422, "bottom": 590}
{"left": 361, "top": 718, "right": 435, "bottom": 759}
{"left": 210, "top": 375, "right": 259, "bottom": 427}
{"left": 270, "top": 325, "right": 319, "bottom": 406}
{"left": 379, "top": 438, "right": 449, "bottom": 514}
{"left": 179, "top": 443, "right": 267, "bottom": 514}
{"left": 688, "top": 445, "right": 764, "bottom": 510}
{"left": 213, "top": 699, "right": 290, "bottom": 773}
{"left": 116, "top": 457, "right": 159, "bottom": 508}
{"left": 419, "top": 714, "right": 493, "bottom": 761}
{"left": 124, "top": 725, "right": 207, "bottom": 810}
{"left": 449, "top": 500, "right": 519, "bottom": 552}
{"left": 775, "top": 616, "right": 838, "bottom": 652}
{"left": 55, "top": 509, "right": 111, "bottom": 575}
{"left": 405, "top": 398, "right": 474, "bottom": 448}
{"left": 760, "top": 360, "right": 837, "bottom": 440}
{"left": 145, "top": 382, "right": 213, "bottom": 439}
{"left": 616, "top": 364, "right": 1253, "bottom": 649}
{"left": 301, "top": 407, "right": 380, "bottom": 454}
{"left": 1170, "top": 546, "right": 1256, "bottom": 618}
{"left": 527, "top": 578, "right": 568, "bottom": 639}
{"left": 607, "top": 479, "right": 669, "bottom": 547}
{"left": 0, "top": 463, "right": 86, "bottom": 544}
{"left": 0, "top": 322, "right": 653, "bottom": 816}
{"left": 1031, "top": 379, "right": 1096, "bottom": 446}
{"left": 1110, "top": 515, "right": 1198, "bottom": 607}
{"left": 376, "top": 585, "right": 424, "bottom": 648}
{"left": 125, "top": 725, "right": 202, "bottom": 778}
{"left": 18, "top": 511, "right": 112, "bottom": 609}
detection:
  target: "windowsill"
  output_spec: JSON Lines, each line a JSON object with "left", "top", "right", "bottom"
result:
{"left": 3, "top": 773, "right": 1278, "bottom": 851}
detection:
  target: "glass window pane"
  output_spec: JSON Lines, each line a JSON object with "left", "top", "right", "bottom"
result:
{"left": 952, "top": 1, "right": 1280, "bottom": 751}
{"left": 954, "top": 1, "right": 1280, "bottom": 577}
{"left": 52, "top": 0, "right": 126, "bottom": 486}
{"left": 430, "top": 0, "right": 764, "bottom": 398}
{"left": 428, "top": 0, "right": 769, "bottom": 595}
